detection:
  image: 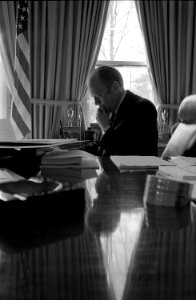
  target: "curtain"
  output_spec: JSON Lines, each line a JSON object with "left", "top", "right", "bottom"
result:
{"left": 0, "top": 1, "right": 16, "bottom": 119}
{"left": 30, "top": 0, "right": 109, "bottom": 138}
{"left": 136, "top": 1, "right": 196, "bottom": 124}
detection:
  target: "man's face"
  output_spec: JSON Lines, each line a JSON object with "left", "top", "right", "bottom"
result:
{"left": 89, "top": 76, "right": 115, "bottom": 113}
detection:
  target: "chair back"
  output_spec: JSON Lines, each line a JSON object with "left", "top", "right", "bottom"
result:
{"left": 178, "top": 94, "right": 196, "bottom": 124}
{"left": 157, "top": 104, "right": 179, "bottom": 141}
{"left": 162, "top": 123, "right": 196, "bottom": 159}
{"left": 162, "top": 95, "right": 196, "bottom": 158}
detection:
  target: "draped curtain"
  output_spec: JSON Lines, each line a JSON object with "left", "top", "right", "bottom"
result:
{"left": 136, "top": 0, "right": 196, "bottom": 124}
{"left": 30, "top": 0, "right": 109, "bottom": 138}
{"left": 0, "top": 0, "right": 109, "bottom": 138}
{"left": 0, "top": 1, "right": 16, "bottom": 119}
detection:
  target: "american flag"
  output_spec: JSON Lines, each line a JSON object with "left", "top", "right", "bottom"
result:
{"left": 11, "top": 0, "right": 31, "bottom": 139}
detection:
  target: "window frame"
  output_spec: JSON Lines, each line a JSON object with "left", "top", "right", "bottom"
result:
{"left": 97, "top": 60, "right": 147, "bottom": 67}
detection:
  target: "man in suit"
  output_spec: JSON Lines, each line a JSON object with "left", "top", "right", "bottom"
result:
{"left": 86, "top": 65, "right": 158, "bottom": 156}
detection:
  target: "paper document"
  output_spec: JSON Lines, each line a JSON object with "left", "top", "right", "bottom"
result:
{"left": 21, "top": 139, "right": 77, "bottom": 144}
{"left": 41, "top": 157, "right": 99, "bottom": 169}
{"left": 170, "top": 156, "right": 196, "bottom": 166}
{"left": 0, "top": 169, "right": 24, "bottom": 183}
{"left": 111, "top": 156, "right": 174, "bottom": 170}
{"left": 157, "top": 165, "right": 196, "bottom": 199}
{"left": 0, "top": 139, "right": 78, "bottom": 149}
{"left": 158, "top": 165, "right": 196, "bottom": 181}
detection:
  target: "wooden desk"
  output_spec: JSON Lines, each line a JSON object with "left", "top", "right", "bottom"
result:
{"left": 0, "top": 157, "right": 195, "bottom": 299}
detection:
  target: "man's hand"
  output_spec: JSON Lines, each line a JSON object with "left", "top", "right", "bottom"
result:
{"left": 96, "top": 106, "right": 110, "bottom": 133}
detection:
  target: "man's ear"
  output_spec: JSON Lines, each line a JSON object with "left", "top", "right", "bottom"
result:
{"left": 112, "top": 81, "right": 120, "bottom": 92}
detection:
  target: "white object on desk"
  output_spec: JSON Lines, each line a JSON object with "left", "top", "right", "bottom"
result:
{"left": 41, "top": 149, "right": 100, "bottom": 169}
{"left": 158, "top": 165, "right": 196, "bottom": 181}
{"left": 170, "top": 156, "right": 196, "bottom": 166}
{"left": 111, "top": 156, "right": 174, "bottom": 171}
{"left": 0, "top": 139, "right": 78, "bottom": 149}
{"left": 0, "top": 169, "right": 24, "bottom": 183}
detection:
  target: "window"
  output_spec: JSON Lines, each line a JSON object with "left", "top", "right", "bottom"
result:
{"left": 85, "top": 0, "right": 156, "bottom": 126}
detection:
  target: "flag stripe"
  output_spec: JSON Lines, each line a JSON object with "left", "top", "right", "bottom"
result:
{"left": 15, "top": 55, "right": 30, "bottom": 97}
{"left": 12, "top": 87, "right": 31, "bottom": 128}
{"left": 12, "top": 102, "right": 30, "bottom": 136}
{"left": 14, "top": 72, "right": 31, "bottom": 113}
{"left": 16, "top": 44, "right": 30, "bottom": 82}
{"left": 17, "top": 32, "right": 30, "bottom": 63}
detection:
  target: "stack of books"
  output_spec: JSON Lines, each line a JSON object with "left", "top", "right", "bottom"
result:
{"left": 40, "top": 149, "right": 100, "bottom": 182}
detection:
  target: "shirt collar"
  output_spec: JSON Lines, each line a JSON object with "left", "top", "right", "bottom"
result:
{"left": 114, "top": 90, "right": 126, "bottom": 115}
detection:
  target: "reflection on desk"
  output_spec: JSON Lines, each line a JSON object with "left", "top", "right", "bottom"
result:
{"left": 0, "top": 157, "right": 195, "bottom": 299}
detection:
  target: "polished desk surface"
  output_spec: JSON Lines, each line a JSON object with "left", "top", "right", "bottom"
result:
{"left": 0, "top": 154, "right": 195, "bottom": 300}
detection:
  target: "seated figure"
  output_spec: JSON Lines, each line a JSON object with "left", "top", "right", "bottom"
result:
{"left": 83, "top": 66, "right": 158, "bottom": 156}
{"left": 162, "top": 94, "right": 196, "bottom": 159}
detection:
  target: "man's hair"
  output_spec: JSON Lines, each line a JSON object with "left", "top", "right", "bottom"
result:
{"left": 89, "top": 66, "right": 124, "bottom": 90}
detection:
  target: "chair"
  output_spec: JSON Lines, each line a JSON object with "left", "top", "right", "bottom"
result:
{"left": 157, "top": 104, "right": 179, "bottom": 157}
{"left": 157, "top": 104, "right": 179, "bottom": 140}
{"left": 161, "top": 95, "right": 196, "bottom": 159}
{"left": 170, "top": 122, "right": 180, "bottom": 135}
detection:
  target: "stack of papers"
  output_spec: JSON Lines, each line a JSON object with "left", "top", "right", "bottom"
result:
{"left": 41, "top": 149, "right": 83, "bottom": 166}
{"left": 158, "top": 156, "right": 196, "bottom": 180}
{"left": 41, "top": 149, "right": 99, "bottom": 169}
{"left": 40, "top": 149, "right": 100, "bottom": 182}
{"left": 111, "top": 156, "right": 174, "bottom": 171}
{"left": 158, "top": 165, "right": 196, "bottom": 181}
{"left": 169, "top": 156, "right": 196, "bottom": 167}
{"left": 0, "top": 139, "right": 78, "bottom": 149}
{"left": 157, "top": 156, "right": 196, "bottom": 199}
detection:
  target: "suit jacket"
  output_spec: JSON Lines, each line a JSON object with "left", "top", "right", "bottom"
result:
{"left": 98, "top": 90, "right": 158, "bottom": 156}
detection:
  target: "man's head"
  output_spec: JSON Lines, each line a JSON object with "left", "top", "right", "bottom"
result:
{"left": 88, "top": 66, "right": 125, "bottom": 113}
